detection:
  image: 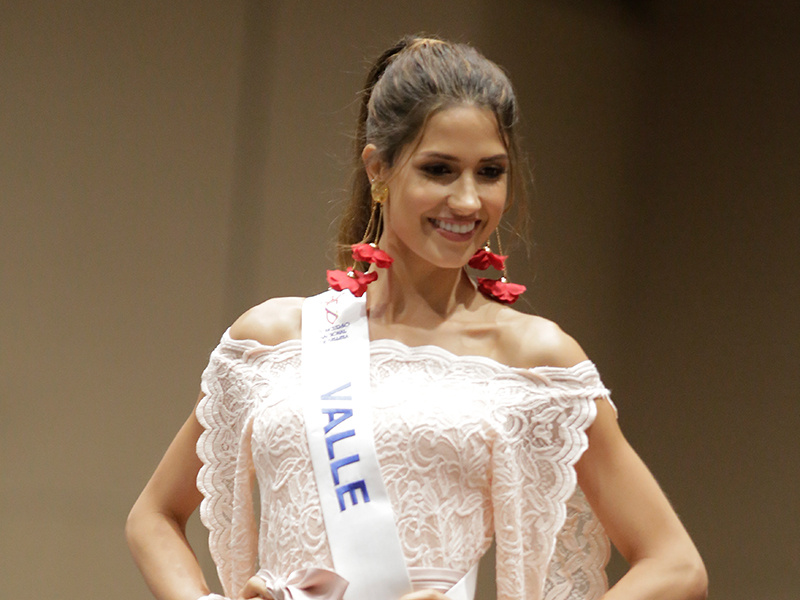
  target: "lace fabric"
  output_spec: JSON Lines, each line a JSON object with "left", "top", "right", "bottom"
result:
{"left": 196, "top": 331, "right": 611, "bottom": 600}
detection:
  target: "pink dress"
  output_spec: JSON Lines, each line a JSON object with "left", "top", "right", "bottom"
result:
{"left": 196, "top": 330, "right": 612, "bottom": 600}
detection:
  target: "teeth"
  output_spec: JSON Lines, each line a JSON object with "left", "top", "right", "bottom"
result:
{"left": 433, "top": 219, "right": 476, "bottom": 234}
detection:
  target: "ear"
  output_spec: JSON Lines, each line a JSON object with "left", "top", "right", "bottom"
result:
{"left": 361, "top": 144, "right": 389, "bottom": 183}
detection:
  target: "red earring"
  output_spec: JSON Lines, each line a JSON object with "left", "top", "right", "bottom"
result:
{"left": 476, "top": 276, "right": 526, "bottom": 305}
{"left": 326, "top": 265, "right": 378, "bottom": 297}
{"left": 468, "top": 243, "right": 506, "bottom": 270}
{"left": 327, "top": 182, "right": 394, "bottom": 297}
{"left": 469, "top": 236, "right": 526, "bottom": 305}
{"left": 326, "top": 242, "right": 393, "bottom": 297}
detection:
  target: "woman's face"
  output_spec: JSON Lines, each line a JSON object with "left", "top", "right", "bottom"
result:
{"left": 369, "top": 104, "right": 509, "bottom": 271}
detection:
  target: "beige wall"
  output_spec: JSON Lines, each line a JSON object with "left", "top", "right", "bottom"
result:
{"left": 2, "top": 1, "right": 798, "bottom": 599}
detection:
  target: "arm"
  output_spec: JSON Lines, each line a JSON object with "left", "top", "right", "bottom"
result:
{"left": 577, "top": 400, "right": 708, "bottom": 600}
{"left": 126, "top": 396, "right": 212, "bottom": 600}
{"left": 508, "top": 315, "right": 706, "bottom": 598}
{"left": 127, "top": 300, "right": 304, "bottom": 600}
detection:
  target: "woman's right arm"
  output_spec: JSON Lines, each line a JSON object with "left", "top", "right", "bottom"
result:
{"left": 128, "top": 298, "right": 303, "bottom": 600}
{"left": 126, "top": 395, "right": 212, "bottom": 600}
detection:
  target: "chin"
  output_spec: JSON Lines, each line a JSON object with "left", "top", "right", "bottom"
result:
{"left": 392, "top": 237, "right": 477, "bottom": 271}
{"left": 428, "top": 254, "right": 474, "bottom": 271}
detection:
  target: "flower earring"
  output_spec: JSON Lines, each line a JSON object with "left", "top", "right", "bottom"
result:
{"left": 326, "top": 180, "right": 394, "bottom": 297}
{"left": 468, "top": 233, "right": 526, "bottom": 305}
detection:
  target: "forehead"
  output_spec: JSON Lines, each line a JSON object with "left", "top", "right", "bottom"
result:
{"left": 411, "top": 105, "right": 507, "bottom": 157}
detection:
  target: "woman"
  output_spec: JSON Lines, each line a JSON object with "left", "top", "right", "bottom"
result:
{"left": 127, "top": 36, "right": 707, "bottom": 600}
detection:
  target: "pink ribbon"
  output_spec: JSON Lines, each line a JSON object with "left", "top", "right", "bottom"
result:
{"left": 256, "top": 567, "right": 349, "bottom": 600}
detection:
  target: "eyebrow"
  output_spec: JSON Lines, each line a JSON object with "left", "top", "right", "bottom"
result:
{"left": 418, "top": 151, "right": 509, "bottom": 162}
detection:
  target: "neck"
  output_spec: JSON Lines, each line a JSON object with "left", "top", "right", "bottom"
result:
{"left": 366, "top": 259, "right": 476, "bottom": 325}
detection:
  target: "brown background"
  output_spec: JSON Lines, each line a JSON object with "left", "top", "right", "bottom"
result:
{"left": 2, "top": 1, "right": 798, "bottom": 598}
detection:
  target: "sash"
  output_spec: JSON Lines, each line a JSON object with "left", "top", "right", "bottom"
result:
{"left": 302, "top": 289, "right": 411, "bottom": 600}
{"left": 302, "top": 289, "right": 478, "bottom": 600}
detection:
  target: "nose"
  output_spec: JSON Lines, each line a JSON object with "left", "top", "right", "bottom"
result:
{"left": 447, "top": 174, "right": 481, "bottom": 214}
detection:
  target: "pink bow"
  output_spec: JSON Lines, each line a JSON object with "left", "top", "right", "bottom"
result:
{"left": 256, "top": 568, "right": 349, "bottom": 600}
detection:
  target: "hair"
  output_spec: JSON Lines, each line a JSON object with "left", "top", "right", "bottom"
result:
{"left": 335, "top": 34, "right": 531, "bottom": 269}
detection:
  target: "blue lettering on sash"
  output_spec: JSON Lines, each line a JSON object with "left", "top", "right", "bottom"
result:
{"left": 322, "top": 409, "right": 353, "bottom": 434}
{"left": 321, "top": 382, "right": 351, "bottom": 401}
{"left": 325, "top": 429, "right": 355, "bottom": 458}
{"left": 336, "top": 480, "right": 370, "bottom": 511}
{"left": 330, "top": 454, "right": 360, "bottom": 484}
{"left": 320, "top": 382, "right": 370, "bottom": 511}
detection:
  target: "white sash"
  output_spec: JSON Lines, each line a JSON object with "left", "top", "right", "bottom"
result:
{"left": 302, "top": 289, "right": 411, "bottom": 600}
{"left": 302, "top": 289, "right": 478, "bottom": 600}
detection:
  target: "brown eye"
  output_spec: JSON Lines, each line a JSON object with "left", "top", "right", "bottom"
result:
{"left": 480, "top": 165, "right": 507, "bottom": 180}
{"left": 422, "top": 163, "right": 452, "bottom": 177}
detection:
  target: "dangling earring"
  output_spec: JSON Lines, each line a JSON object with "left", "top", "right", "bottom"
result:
{"left": 469, "top": 231, "right": 526, "bottom": 305}
{"left": 326, "top": 180, "right": 394, "bottom": 297}
{"left": 468, "top": 241, "right": 506, "bottom": 270}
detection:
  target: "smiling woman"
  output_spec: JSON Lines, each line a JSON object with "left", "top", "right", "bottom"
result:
{"left": 126, "top": 34, "right": 707, "bottom": 600}
{"left": 363, "top": 105, "right": 508, "bottom": 270}
{"left": 337, "top": 37, "right": 530, "bottom": 277}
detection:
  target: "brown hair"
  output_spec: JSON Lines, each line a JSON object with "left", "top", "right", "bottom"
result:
{"left": 336, "top": 34, "right": 530, "bottom": 269}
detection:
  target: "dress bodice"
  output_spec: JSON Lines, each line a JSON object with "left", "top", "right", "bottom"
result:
{"left": 196, "top": 331, "right": 611, "bottom": 600}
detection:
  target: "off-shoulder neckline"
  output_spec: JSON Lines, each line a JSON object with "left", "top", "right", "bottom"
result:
{"left": 218, "top": 327, "right": 599, "bottom": 378}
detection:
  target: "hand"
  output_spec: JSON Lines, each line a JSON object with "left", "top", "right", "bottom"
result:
{"left": 237, "top": 575, "right": 274, "bottom": 600}
{"left": 399, "top": 591, "right": 450, "bottom": 600}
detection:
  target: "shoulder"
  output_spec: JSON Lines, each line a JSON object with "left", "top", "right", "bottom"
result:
{"left": 494, "top": 308, "right": 588, "bottom": 369}
{"left": 229, "top": 296, "right": 304, "bottom": 346}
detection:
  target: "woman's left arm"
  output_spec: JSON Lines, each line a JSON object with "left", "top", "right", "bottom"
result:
{"left": 576, "top": 399, "right": 708, "bottom": 600}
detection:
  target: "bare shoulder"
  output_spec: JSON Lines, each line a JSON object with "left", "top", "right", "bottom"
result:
{"left": 229, "top": 296, "right": 304, "bottom": 346}
{"left": 495, "top": 307, "right": 588, "bottom": 369}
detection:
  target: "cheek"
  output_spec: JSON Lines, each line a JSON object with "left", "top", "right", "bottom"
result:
{"left": 390, "top": 181, "right": 440, "bottom": 217}
{"left": 406, "top": 178, "right": 442, "bottom": 203}
{"left": 487, "top": 186, "right": 508, "bottom": 218}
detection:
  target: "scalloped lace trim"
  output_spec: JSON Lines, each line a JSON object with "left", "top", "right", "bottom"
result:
{"left": 197, "top": 331, "right": 611, "bottom": 599}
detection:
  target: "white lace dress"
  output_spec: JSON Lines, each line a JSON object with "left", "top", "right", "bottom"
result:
{"left": 196, "top": 330, "right": 612, "bottom": 600}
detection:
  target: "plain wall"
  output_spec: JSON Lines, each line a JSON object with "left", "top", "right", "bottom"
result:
{"left": 2, "top": 1, "right": 798, "bottom": 598}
